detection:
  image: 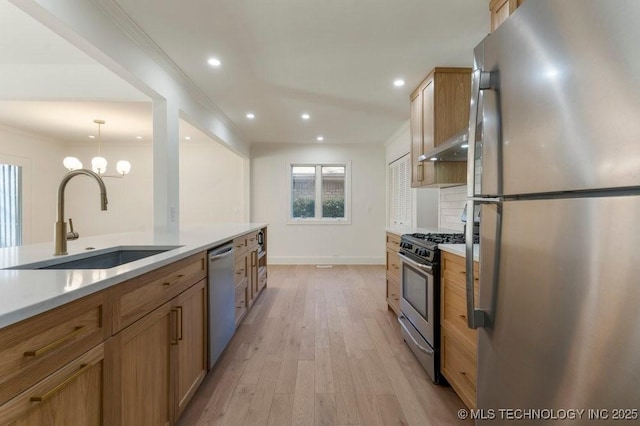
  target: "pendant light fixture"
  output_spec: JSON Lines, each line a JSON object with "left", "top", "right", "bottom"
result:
{"left": 63, "top": 119, "right": 132, "bottom": 177}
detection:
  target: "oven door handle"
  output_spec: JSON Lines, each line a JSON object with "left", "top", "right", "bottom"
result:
{"left": 398, "top": 252, "right": 433, "bottom": 273}
{"left": 398, "top": 314, "right": 434, "bottom": 356}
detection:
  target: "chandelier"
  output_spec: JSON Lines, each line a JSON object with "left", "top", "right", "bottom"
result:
{"left": 62, "top": 119, "right": 131, "bottom": 177}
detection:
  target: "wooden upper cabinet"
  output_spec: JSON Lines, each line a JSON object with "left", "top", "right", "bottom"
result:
{"left": 490, "top": 0, "right": 526, "bottom": 32}
{"left": 410, "top": 67, "right": 471, "bottom": 188}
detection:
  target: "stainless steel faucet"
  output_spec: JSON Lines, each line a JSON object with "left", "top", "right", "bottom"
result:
{"left": 55, "top": 169, "right": 108, "bottom": 255}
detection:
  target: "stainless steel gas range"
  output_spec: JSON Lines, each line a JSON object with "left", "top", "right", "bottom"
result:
{"left": 397, "top": 232, "right": 472, "bottom": 384}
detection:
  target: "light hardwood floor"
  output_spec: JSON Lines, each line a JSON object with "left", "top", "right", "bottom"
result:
{"left": 177, "top": 265, "right": 472, "bottom": 426}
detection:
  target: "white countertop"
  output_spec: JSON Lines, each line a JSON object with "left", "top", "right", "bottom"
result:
{"left": 439, "top": 244, "right": 480, "bottom": 262}
{"left": 0, "top": 223, "right": 267, "bottom": 329}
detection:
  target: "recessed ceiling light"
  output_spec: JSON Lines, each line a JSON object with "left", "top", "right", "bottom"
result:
{"left": 393, "top": 79, "right": 405, "bottom": 87}
{"left": 316, "top": 136, "right": 324, "bottom": 141}
{"left": 185, "top": 136, "right": 192, "bottom": 140}
{"left": 461, "top": 144, "right": 469, "bottom": 148}
{"left": 88, "top": 135, "right": 95, "bottom": 139}
{"left": 429, "top": 157, "right": 438, "bottom": 161}
{"left": 136, "top": 136, "right": 143, "bottom": 140}
{"left": 301, "top": 113, "right": 310, "bottom": 120}
{"left": 207, "top": 57, "right": 221, "bottom": 67}
{"left": 246, "top": 113, "right": 255, "bottom": 119}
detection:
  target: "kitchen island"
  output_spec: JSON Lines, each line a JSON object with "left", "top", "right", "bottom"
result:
{"left": 0, "top": 223, "right": 267, "bottom": 425}
{"left": 0, "top": 223, "right": 266, "bottom": 328}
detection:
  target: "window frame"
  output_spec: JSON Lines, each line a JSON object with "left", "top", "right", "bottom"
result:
{"left": 287, "top": 161, "right": 351, "bottom": 225}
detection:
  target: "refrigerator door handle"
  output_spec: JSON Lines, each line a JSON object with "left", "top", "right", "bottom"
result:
{"left": 466, "top": 69, "right": 492, "bottom": 201}
{"left": 465, "top": 200, "right": 488, "bottom": 329}
{"left": 466, "top": 69, "right": 493, "bottom": 330}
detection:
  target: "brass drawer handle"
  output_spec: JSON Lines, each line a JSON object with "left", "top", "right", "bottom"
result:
{"left": 30, "top": 363, "right": 92, "bottom": 402}
{"left": 163, "top": 274, "right": 185, "bottom": 287}
{"left": 176, "top": 306, "right": 183, "bottom": 341}
{"left": 392, "top": 264, "right": 399, "bottom": 269}
{"left": 24, "top": 326, "right": 86, "bottom": 358}
{"left": 170, "top": 309, "right": 179, "bottom": 345}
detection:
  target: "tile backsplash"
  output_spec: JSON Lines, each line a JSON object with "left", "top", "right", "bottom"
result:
{"left": 439, "top": 185, "right": 466, "bottom": 231}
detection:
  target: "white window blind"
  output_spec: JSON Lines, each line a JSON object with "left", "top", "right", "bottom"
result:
{"left": 0, "top": 164, "right": 22, "bottom": 247}
{"left": 389, "top": 154, "right": 412, "bottom": 227}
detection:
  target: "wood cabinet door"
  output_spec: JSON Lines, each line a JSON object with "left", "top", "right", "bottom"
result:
{"left": 0, "top": 343, "right": 105, "bottom": 426}
{"left": 173, "top": 280, "right": 207, "bottom": 418}
{"left": 410, "top": 90, "right": 423, "bottom": 187}
{"left": 117, "top": 303, "right": 174, "bottom": 426}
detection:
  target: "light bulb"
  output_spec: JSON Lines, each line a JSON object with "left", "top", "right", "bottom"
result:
{"left": 63, "top": 157, "right": 82, "bottom": 171}
{"left": 91, "top": 156, "right": 107, "bottom": 174}
{"left": 116, "top": 160, "right": 131, "bottom": 175}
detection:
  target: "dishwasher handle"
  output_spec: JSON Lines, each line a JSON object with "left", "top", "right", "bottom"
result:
{"left": 208, "top": 245, "right": 234, "bottom": 261}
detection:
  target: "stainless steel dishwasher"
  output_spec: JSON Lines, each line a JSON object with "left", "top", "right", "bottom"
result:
{"left": 207, "top": 242, "right": 235, "bottom": 369}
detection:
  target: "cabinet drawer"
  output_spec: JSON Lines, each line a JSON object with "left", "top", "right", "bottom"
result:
{"left": 234, "top": 254, "right": 248, "bottom": 286}
{"left": 0, "top": 344, "right": 104, "bottom": 425}
{"left": 386, "top": 276, "right": 401, "bottom": 315}
{"left": 441, "top": 327, "right": 477, "bottom": 409}
{"left": 442, "top": 278, "right": 478, "bottom": 349}
{"left": 386, "top": 232, "right": 401, "bottom": 251}
{"left": 233, "top": 235, "right": 248, "bottom": 257}
{"left": 0, "top": 342, "right": 105, "bottom": 425}
{"left": 235, "top": 283, "right": 247, "bottom": 326}
{"left": 386, "top": 248, "right": 401, "bottom": 283}
{"left": 111, "top": 252, "right": 206, "bottom": 333}
{"left": 0, "top": 292, "right": 106, "bottom": 406}
{"left": 442, "top": 252, "right": 479, "bottom": 287}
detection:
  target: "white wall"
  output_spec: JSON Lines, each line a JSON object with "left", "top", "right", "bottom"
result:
{"left": 0, "top": 122, "right": 245, "bottom": 245}
{"left": 0, "top": 124, "right": 65, "bottom": 244}
{"left": 63, "top": 141, "right": 153, "bottom": 237}
{"left": 251, "top": 143, "right": 386, "bottom": 265}
{"left": 179, "top": 140, "right": 245, "bottom": 225}
{"left": 384, "top": 120, "right": 439, "bottom": 229}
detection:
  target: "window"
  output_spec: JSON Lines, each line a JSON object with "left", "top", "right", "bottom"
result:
{"left": 289, "top": 163, "right": 350, "bottom": 223}
{"left": 0, "top": 164, "right": 22, "bottom": 247}
{"left": 389, "top": 154, "right": 412, "bottom": 227}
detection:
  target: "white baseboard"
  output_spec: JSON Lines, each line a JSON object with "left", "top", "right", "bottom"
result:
{"left": 268, "top": 256, "right": 385, "bottom": 265}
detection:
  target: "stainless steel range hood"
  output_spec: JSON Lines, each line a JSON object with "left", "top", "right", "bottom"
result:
{"left": 418, "top": 131, "right": 468, "bottom": 162}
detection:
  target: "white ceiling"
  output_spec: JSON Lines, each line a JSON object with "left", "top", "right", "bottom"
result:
{"left": 0, "top": 0, "right": 489, "bottom": 146}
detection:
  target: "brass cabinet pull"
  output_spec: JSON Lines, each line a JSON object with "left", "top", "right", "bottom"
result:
{"left": 176, "top": 306, "right": 183, "bottom": 341}
{"left": 170, "top": 309, "right": 179, "bottom": 345}
{"left": 30, "top": 363, "right": 92, "bottom": 402}
{"left": 251, "top": 251, "right": 256, "bottom": 267}
{"left": 164, "top": 274, "right": 185, "bottom": 287}
{"left": 24, "top": 326, "right": 86, "bottom": 357}
{"left": 417, "top": 164, "right": 424, "bottom": 182}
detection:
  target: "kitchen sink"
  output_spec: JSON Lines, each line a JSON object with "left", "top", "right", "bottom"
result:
{"left": 6, "top": 246, "right": 182, "bottom": 270}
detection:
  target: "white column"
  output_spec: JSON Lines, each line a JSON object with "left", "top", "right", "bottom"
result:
{"left": 153, "top": 99, "right": 180, "bottom": 232}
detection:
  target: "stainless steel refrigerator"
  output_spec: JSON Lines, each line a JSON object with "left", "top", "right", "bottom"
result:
{"left": 465, "top": 0, "right": 640, "bottom": 422}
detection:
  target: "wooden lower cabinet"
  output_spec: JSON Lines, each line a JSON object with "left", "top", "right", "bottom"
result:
{"left": 385, "top": 232, "right": 402, "bottom": 316}
{"left": 114, "top": 279, "right": 208, "bottom": 425}
{"left": 440, "top": 251, "right": 479, "bottom": 409}
{"left": 116, "top": 302, "right": 173, "bottom": 426}
{"left": 174, "top": 280, "right": 207, "bottom": 418}
{"left": 0, "top": 343, "right": 106, "bottom": 425}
